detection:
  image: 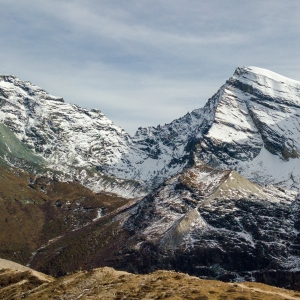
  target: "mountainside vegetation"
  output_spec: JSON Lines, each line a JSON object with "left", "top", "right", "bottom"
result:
{"left": 0, "top": 165, "right": 129, "bottom": 267}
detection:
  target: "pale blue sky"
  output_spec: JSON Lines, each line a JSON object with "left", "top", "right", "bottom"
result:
{"left": 1, "top": 0, "right": 300, "bottom": 134}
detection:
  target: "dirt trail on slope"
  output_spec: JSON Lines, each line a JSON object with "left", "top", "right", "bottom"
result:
{"left": 234, "top": 283, "right": 300, "bottom": 299}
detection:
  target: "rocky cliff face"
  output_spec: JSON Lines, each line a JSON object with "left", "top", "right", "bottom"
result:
{"left": 121, "top": 169, "right": 300, "bottom": 290}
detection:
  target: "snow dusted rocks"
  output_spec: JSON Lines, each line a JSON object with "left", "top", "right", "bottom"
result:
{"left": 111, "top": 165, "right": 300, "bottom": 287}
{"left": 0, "top": 76, "right": 131, "bottom": 169}
{"left": 1, "top": 67, "right": 300, "bottom": 196}
{"left": 196, "top": 66, "right": 300, "bottom": 190}
{"left": 33, "top": 165, "right": 300, "bottom": 288}
{"left": 123, "top": 165, "right": 296, "bottom": 247}
{"left": 106, "top": 108, "right": 205, "bottom": 189}
{"left": 0, "top": 75, "right": 145, "bottom": 197}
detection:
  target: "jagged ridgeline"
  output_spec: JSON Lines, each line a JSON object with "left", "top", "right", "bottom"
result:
{"left": 2, "top": 67, "right": 300, "bottom": 290}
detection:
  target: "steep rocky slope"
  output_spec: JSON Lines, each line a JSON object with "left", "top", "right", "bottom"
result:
{"left": 196, "top": 67, "right": 300, "bottom": 190}
{"left": 0, "top": 76, "right": 145, "bottom": 197}
{"left": 1, "top": 260, "right": 300, "bottom": 300}
{"left": 28, "top": 165, "right": 300, "bottom": 290}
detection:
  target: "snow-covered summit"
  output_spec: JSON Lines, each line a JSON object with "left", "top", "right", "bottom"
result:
{"left": 238, "top": 66, "right": 300, "bottom": 87}
{"left": 0, "top": 75, "right": 64, "bottom": 103}
{"left": 107, "top": 65, "right": 300, "bottom": 191}
{"left": 232, "top": 66, "right": 300, "bottom": 107}
{"left": 197, "top": 66, "right": 300, "bottom": 190}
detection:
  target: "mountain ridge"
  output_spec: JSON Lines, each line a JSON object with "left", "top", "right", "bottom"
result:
{"left": 2, "top": 259, "right": 300, "bottom": 300}
{"left": 2, "top": 66, "right": 300, "bottom": 197}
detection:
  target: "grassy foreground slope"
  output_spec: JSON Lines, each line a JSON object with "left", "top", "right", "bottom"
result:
{"left": 1, "top": 259, "right": 300, "bottom": 300}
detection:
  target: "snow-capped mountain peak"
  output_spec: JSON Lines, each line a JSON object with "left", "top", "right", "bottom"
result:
{"left": 1, "top": 67, "right": 300, "bottom": 196}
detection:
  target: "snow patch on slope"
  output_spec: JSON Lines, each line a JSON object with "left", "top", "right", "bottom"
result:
{"left": 238, "top": 146, "right": 300, "bottom": 189}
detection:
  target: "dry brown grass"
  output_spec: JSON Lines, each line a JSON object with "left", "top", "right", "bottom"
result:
{"left": 1, "top": 265, "right": 299, "bottom": 300}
